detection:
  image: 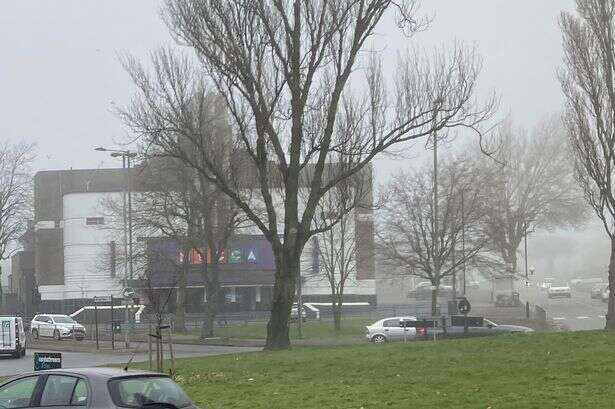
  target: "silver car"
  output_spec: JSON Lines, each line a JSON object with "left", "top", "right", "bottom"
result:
{"left": 31, "top": 314, "right": 86, "bottom": 341}
{"left": 366, "top": 316, "right": 417, "bottom": 343}
{"left": 0, "top": 367, "right": 198, "bottom": 409}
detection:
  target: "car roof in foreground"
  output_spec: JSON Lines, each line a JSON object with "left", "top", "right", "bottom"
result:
{"left": 2, "top": 368, "right": 166, "bottom": 384}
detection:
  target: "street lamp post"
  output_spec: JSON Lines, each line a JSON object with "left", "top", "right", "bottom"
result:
{"left": 431, "top": 98, "right": 443, "bottom": 316}
{"left": 524, "top": 221, "right": 535, "bottom": 287}
{"left": 95, "top": 146, "right": 137, "bottom": 348}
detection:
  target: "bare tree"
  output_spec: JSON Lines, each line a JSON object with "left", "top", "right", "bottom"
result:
{"left": 120, "top": 1, "right": 495, "bottom": 349}
{"left": 378, "top": 158, "right": 489, "bottom": 315}
{"left": 309, "top": 172, "right": 370, "bottom": 331}
{"left": 0, "top": 142, "right": 34, "bottom": 310}
{"left": 131, "top": 157, "right": 245, "bottom": 335}
{"left": 479, "top": 119, "right": 585, "bottom": 282}
{"left": 560, "top": 0, "right": 615, "bottom": 328}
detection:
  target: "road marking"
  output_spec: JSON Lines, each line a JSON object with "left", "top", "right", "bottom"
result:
{"left": 576, "top": 316, "right": 589, "bottom": 319}
{"left": 552, "top": 317, "right": 566, "bottom": 320}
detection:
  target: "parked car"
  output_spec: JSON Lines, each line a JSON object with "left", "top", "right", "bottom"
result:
{"left": 415, "top": 284, "right": 453, "bottom": 300}
{"left": 290, "top": 303, "right": 307, "bottom": 322}
{"left": 407, "top": 281, "right": 432, "bottom": 298}
{"left": 0, "top": 368, "right": 199, "bottom": 409}
{"left": 591, "top": 283, "right": 608, "bottom": 299}
{"left": 366, "top": 316, "right": 417, "bottom": 343}
{"left": 467, "top": 280, "right": 481, "bottom": 289}
{"left": 494, "top": 290, "right": 520, "bottom": 307}
{"left": 0, "top": 316, "right": 27, "bottom": 358}
{"left": 547, "top": 284, "right": 572, "bottom": 298}
{"left": 602, "top": 285, "right": 610, "bottom": 303}
{"left": 31, "top": 314, "right": 86, "bottom": 341}
{"left": 419, "top": 317, "right": 533, "bottom": 339}
{"left": 540, "top": 277, "right": 555, "bottom": 290}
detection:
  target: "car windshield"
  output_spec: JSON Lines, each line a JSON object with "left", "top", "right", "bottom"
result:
{"left": 52, "top": 316, "right": 76, "bottom": 324}
{"left": 108, "top": 376, "right": 192, "bottom": 409}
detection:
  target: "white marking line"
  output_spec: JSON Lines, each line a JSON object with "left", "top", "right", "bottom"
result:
{"left": 552, "top": 317, "right": 566, "bottom": 320}
{"left": 576, "top": 316, "right": 590, "bottom": 319}
{"left": 599, "top": 315, "right": 606, "bottom": 319}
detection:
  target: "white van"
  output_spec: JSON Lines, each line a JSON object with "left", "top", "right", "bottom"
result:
{"left": 0, "top": 316, "right": 27, "bottom": 358}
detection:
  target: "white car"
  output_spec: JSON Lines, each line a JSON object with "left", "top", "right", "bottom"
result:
{"left": 31, "top": 314, "right": 86, "bottom": 341}
{"left": 366, "top": 316, "right": 417, "bottom": 343}
{"left": 290, "top": 303, "right": 307, "bottom": 322}
{"left": 547, "top": 285, "right": 572, "bottom": 298}
{"left": 0, "top": 316, "right": 27, "bottom": 358}
{"left": 541, "top": 278, "right": 554, "bottom": 290}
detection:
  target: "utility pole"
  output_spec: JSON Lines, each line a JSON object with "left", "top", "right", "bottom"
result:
{"left": 94, "top": 147, "right": 137, "bottom": 348}
{"left": 431, "top": 98, "right": 442, "bottom": 316}
{"left": 461, "top": 189, "right": 466, "bottom": 296}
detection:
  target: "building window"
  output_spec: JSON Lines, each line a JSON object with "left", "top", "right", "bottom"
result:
{"left": 85, "top": 217, "right": 104, "bottom": 226}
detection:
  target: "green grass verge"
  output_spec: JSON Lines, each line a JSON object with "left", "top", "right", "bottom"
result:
{"left": 143, "top": 331, "right": 615, "bottom": 409}
{"left": 173, "top": 317, "right": 373, "bottom": 342}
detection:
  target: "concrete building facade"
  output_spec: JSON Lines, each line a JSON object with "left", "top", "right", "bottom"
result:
{"left": 25, "top": 165, "right": 376, "bottom": 314}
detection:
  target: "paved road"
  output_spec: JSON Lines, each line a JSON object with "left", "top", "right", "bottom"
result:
{"left": 0, "top": 343, "right": 259, "bottom": 378}
{"left": 520, "top": 286, "right": 607, "bottom": 331}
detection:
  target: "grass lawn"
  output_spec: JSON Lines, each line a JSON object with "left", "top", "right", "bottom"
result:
{"left": 173, "top": 317, "right": 373, "bottom": 343}
{"left": 144, "top": 331, "right": 615, "bottom": 409}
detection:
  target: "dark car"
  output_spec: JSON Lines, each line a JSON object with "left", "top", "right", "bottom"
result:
{"left": 0, "top": 367, "right": 199, "bottom": 409}
{"left": 417, "top": 317, "right": 533, "bottom": 339}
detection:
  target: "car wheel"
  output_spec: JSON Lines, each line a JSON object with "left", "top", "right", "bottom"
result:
{"left": 32, "top": 329, "right": 39, "bottom": 340}
{"left": 53, "top": 330, "right": 61, "bottom": 341}
{"left": 371, "top": 334, "right": 387, "bottom": 344}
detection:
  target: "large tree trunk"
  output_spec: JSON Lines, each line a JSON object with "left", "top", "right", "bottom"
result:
{"left": 201, "top": 261, "right": 220, "bottom": 339}
{"left": 607, "top": 236, "right": 615, "bottom": 329}
{"left": 332, "top": 294, "right": 342, "bottom": 331}
{"left": 431, "top": 286, "right": 439, "bottom": 316}
{"left": 175, "top": 251, "right": 189, "bottom": 333}
{"left": 265, "top": 247, "right": 299, "bottom": 350}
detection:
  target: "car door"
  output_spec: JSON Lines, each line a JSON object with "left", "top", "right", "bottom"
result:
{"left": 34, "top": 316, "right": 47, "bottom": 338}
{"left": 0, "top": 375, "right": 41, "bottom": 409}
{"left": 38, "top": 375, "right": 89, "bottom": 409}
{"left": 41, "top": 316, "right": 54, "bottom": 338}
{"left": 382, "top": 319, "right": 403, "bottom": 341}
{"left": 31, "top": 316, "right": 43, "bottom": 338}
{"left": 400, "top": 319, "right": 417, "bottom": 339}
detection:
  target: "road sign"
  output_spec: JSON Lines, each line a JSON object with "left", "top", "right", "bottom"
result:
{"left": 34, "top": 352, "right": 62, "bottom": 371}
{"left": 122, "top": 287, "right": 135, "bottom": 299}
{"left": 94, "top": 295, "right": 112, "bottom": 303}
{"left": 458, "top": 298, "right": 471, "bottom": 315}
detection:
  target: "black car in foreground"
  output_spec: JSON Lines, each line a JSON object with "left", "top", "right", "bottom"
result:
{"left": 0, "top": 367, "right": 198, "bottom": 409}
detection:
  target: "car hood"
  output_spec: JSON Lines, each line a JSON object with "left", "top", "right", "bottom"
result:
{"left": 55, "top": 323, "right": 85, "bottom": 329}
{"left": 495, "top": 324, "right": 534, "bottom": 333}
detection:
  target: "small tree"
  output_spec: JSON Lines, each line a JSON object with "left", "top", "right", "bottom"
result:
{"left": 130, "top": 157, "right": 245, "bottom": 335}
{"left": 560, "top": 0, "right": 615, "bottom": 328}
{"left": 378, "top": 158, "right": 488, "bottom": 315}
{"left": 0, "top": 142, "right": 34, "bottom": 311}
{"left": 310, "top": 174, "right": 369, "bottom": 331}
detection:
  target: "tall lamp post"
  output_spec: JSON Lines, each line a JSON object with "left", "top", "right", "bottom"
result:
{"left": 523, "top": 221, "right": 535, "bottom": 287}
{"left": 431, "top": 98, "right": 443, "bottom": 316}
{"left": 95, "top": 146, "right": 137, "bottom": 348}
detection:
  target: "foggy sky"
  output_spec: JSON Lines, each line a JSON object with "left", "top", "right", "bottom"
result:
{"left": 2, "top": 1, "right": 603, "bottom": 279}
